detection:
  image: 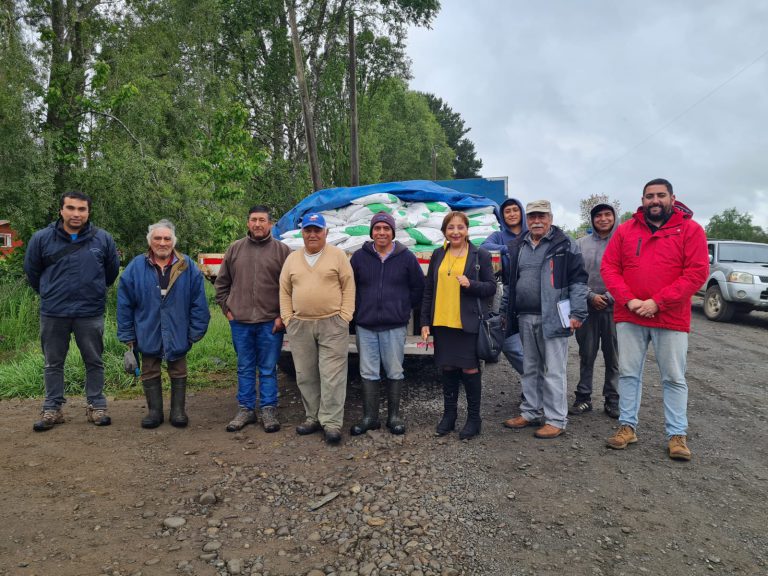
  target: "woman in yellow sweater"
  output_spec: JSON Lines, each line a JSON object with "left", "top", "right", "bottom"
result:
{"left": 420, "top": 211, "right": 497, "bottom": 440}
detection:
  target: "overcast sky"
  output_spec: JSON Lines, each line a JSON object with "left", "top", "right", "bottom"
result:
{"left": 406, "top": 1, "right": 768, "bottom": 231}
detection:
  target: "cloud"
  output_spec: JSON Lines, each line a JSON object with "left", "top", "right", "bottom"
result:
{"left": 407, "top": 1, "right": 768, "bottom": 231}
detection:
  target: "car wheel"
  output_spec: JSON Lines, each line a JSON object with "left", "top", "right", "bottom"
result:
{"left": 703, "top": 285, "right": 735, "bottom": 322}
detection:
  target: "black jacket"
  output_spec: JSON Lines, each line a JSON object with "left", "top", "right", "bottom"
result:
{"left": 420, "top": 243, "right": 497, "bottom": 334}
{"left": 24, "top": 220, "right": 120, "bottom": 317}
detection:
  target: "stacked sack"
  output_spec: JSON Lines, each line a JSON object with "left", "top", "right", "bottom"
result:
{"left": 279, "top": 193, "right": 499, "bottom": 254}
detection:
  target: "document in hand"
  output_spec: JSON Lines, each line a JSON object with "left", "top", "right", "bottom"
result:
{"left": 557, "top": 299, "right": 571, "bottom": 329}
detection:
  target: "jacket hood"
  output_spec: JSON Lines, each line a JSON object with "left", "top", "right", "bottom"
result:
{"left": 499, "top": 197, "right": 528, "bottom": 235}
{"left": 590, "top": 203, "right": 618, "bottom": 236}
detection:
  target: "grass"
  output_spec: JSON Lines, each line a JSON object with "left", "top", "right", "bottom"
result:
{"left": 0, "top": 280, "right": 238, "bottom": 399}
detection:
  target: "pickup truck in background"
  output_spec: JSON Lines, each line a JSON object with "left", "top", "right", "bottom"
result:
{"left": 698, "top": 240, "right": 768, "bottom": 321}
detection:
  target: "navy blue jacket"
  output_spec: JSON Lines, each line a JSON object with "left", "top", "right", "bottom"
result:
{"left": 420, "top": 243, "right": 497, "bottom": 334}
{"left": 24, "top": 221, "right": 120, "bottom": 317}
{"left": 117, "top": 251, "right": 210, "bottom": 361}
{"left": 350, "top": 241, "right": 424, "bottom": 331}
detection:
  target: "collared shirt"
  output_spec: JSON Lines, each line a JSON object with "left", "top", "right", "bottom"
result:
{"left": 375, "top": 243, "right": 395, "bottom": 262}
{"left": 149, "top": 252, "right": 179, "bottom": 296}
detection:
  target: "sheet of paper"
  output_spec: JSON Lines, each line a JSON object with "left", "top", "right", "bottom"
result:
{"left": 557, "top": 299, "right": 571, "bottom": 329}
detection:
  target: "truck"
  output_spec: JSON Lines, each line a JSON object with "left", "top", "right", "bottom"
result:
{"left": 697, "top": 239, "right": 768, "bottom": 321}
{"left": 198, "top": 179, "right": 505, "bottom": 361}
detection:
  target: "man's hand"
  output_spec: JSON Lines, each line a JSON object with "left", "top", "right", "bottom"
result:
{"left": 635, "top": 298, "right": 659, "bottom": 318}
{"left": 225, "top": 310, "right": 234, "bottom": 321}
{"left": 421, "top": 326, "right": 430, "bottom": 341}
{"left": 273, "top": 317, "right": 285, "bottom": 333}
{"left": 591, "top": 294, "right": 608, "bottom": 310}
{"left": 569, "top": 318, "right": 583, "bottom": 332}
{"left": 627, "top": 299, "right": 643, "bottom": 313}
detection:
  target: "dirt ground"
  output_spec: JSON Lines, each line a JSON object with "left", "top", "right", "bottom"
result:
{"left": 1, "top": 297, "right": 766, "bottom": 576}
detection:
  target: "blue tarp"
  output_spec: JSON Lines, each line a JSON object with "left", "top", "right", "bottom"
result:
{"left": 273, "top": 180, "right": 500, "bottom": 237}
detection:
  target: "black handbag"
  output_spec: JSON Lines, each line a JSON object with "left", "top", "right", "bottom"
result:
{"left": 473, "top": 252, "right": 504, "bottom": 362}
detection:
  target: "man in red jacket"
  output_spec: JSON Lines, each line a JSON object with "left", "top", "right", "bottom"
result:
{"left": 600, "top": 179, "right": 709, "bottom": 461}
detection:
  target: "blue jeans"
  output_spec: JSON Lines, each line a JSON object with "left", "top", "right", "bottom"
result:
{"left": 616, "top": 322, "right": 689, "bottom": 438}
{"left": 229, "top": 320, "right": 283, "bottom": 409}
{"left": 502, "top": 332, "right": 524, "bottom": 375}
{"left": 40, "top": 315, "right": 106, "bottom": 409}
{"left": 356, "top": 325, "right": 406, "bottom": 381}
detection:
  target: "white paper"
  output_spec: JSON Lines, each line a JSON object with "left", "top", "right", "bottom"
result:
{"left": 557, "top": 299, "right": 571, "bottom": 329}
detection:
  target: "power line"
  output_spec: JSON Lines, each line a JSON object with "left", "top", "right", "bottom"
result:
{"left": 574, "top": 44, "right": 768, "bottom": 189}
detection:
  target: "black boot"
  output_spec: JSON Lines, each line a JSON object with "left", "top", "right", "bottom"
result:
{"left": 459, "top": 371, "right": 482, "bottom": 440}
{"left": 350, "top": 379, "right": 381, "bottom": 436}
{"left": 435, "top": 369, "right": 461, "bottom": 436}
{"left": 386, "top": 379, "right": 406, "bottom": 435}
{"left": 141, "top": 377, "right": 164, "bottom": 429}
{"left": 169, "top": 377, "right": 188, "bottom": 428}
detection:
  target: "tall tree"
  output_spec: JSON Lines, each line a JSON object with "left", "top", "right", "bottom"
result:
{"left": 0, "top": 0, "right": 54, "bottom": 236}
{"left": 421, "top": 93, "right": 482, "bottom": 178}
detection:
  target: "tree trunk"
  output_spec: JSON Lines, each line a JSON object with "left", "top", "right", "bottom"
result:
{"left": 286, "top": 0, "right": 323, "bottom": 191}
{"left": 348, "top": 11, "right": 359, "bottom": 186}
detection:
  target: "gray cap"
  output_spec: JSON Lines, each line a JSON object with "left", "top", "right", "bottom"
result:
{"left": 526, "top": 199, "right": 552, "bottom": 214}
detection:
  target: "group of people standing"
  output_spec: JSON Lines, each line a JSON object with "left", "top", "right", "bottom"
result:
{"left": 23, "top": 178, "right": 709, "bottom": 460}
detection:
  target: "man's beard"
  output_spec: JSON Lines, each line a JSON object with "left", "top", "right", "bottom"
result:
{"left": 644, "top": 204, "right": 673, "bottom": 223}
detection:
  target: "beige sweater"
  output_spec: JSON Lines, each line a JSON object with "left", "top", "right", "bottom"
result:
{"left": 279, "top": 245, "right": 355, "bottom": 324}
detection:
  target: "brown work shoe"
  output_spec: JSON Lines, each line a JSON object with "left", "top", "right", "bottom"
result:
{"left": 668, "top": 435, "right": 691, "bottom": 461}
{"left": 606, "top": 425, "right": 637, "bottom": 449}
{"left": 86, "top": 405, "right": 112, "bottom": 426}
{"left": 534, "top": 424, "right": 564, "bottom": 439}
{"left": 33, "top": 408, "right": 65, "bottom": 432}
{"left": 226, "top": 406, "right": 257, "bottom": 432}
{"left": 261, "top": 406, "right": 281, "bottom": 433}
{"left": 503, "top": 415, "right": 539, "bottom": 429}
{"left": 296, "top": 419, "right": 322, "bottom": 436}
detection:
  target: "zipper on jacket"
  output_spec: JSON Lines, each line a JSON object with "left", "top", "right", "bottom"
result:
{"left": 635, "top": 238, "right": 642, "bottom": 256}
{"left": 549, "top": 259, "right": 554, "bottom": 287}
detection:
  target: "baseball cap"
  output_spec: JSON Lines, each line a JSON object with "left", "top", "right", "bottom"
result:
{"left": 525, "top": 199, "right": 552, "bottom": 214}
{"left": 300, "top": 213, "right": 327, "bottom": 229}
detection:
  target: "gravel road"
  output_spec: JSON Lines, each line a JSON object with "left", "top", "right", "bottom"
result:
{"left": 1, "top": 297, "right": 766, "bottom": 576}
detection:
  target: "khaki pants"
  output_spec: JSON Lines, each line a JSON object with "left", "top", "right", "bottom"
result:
{"left": 287, "top": 316, "right": 349, "bottom": 429}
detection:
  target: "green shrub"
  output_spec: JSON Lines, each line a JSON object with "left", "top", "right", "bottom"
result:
{"left": 0, "top": 277, "right": 237, "bottom": 399}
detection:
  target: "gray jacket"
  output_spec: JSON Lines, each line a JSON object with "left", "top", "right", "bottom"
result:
{"left": 575, "top": 205, "right": 617, "bottom": 308}
{"left": 504, "top": 226, "right": 589, "bottom": 339}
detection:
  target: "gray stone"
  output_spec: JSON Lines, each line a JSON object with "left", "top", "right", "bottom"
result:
{"left": 228, "top": 558, "right": 243, "bottom": 574}
{"left": 163, "top": 516, "right": 186, "bottom": 529}
{"left": 200, "top": 491, "right": 217, "bottom": 506}
{"left": 203, "top": 541, "right": 221, "bottom": 552}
